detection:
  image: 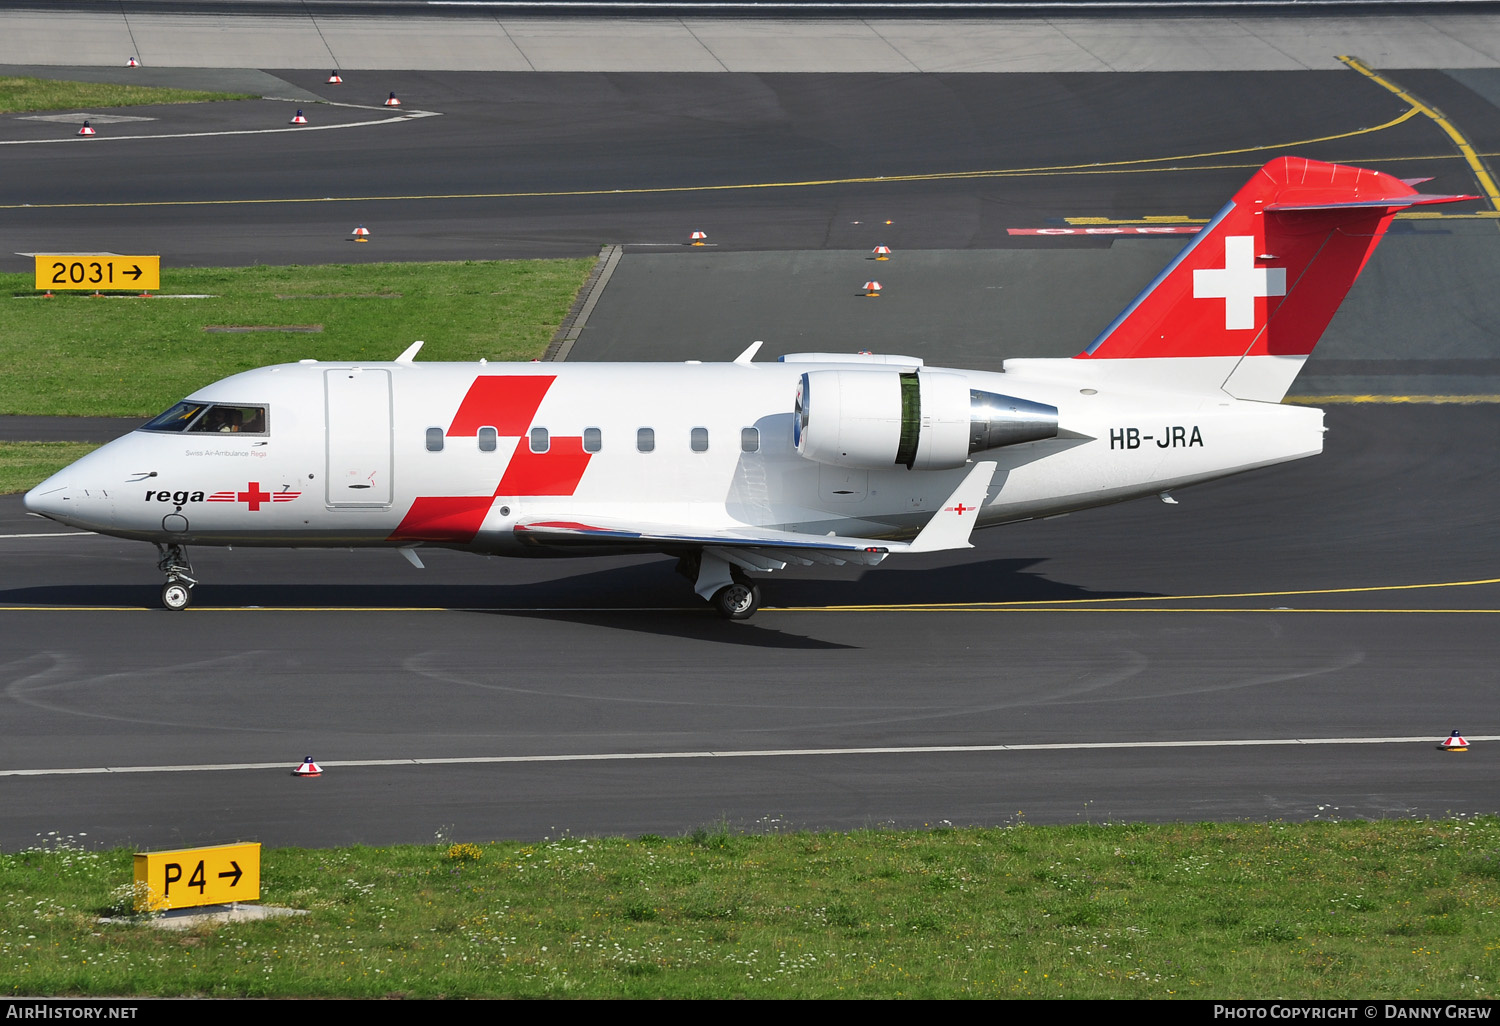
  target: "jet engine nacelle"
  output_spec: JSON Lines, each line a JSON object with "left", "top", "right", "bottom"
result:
{"left": 793, "top": 369, "right": 1059, "bottom": 470}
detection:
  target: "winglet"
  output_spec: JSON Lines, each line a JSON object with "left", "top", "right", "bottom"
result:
{"left": 905, "top": 461, "right": 997, "bottom": 553}
{"left": 395, "top": 340, "right": 425, "bottom": 363}
{"left": 734, "top": 340, "right": 764, "bottom": 365}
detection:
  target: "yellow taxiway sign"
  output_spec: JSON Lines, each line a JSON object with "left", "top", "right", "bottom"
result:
{"left": 133, "top": 842, "right": 261, "bottom": 911}
{"left": 35, "top": 254, "right": 160, "bottom": 292}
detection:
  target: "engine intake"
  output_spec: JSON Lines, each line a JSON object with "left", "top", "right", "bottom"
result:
{"left": 794, "top": 369, "right": 1058, "bottom": 470}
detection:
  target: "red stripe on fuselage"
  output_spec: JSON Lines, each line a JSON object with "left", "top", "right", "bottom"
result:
{"left": 448, "top": 375, "right": 555, "bottom": 436}
{"left": 388, "top": 375, "right": 593, "bottom": 545}
{"left": 389, "top": 495, "right": 494, "bottom": 543}
{"left": 498, "top": 437, "right": 591, "bottom": 496}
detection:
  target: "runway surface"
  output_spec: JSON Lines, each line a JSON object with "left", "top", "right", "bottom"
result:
{"left": 2, "top": 14, "right": 1500, "bottom": 848}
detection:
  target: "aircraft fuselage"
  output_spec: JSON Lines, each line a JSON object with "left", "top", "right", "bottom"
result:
{"left": 26, "top": 356, "right": 1323, "bottom": 553}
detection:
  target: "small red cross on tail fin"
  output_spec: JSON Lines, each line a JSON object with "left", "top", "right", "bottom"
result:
{"left": 1075, "top": 157, "right": 1476, "bottom": 401}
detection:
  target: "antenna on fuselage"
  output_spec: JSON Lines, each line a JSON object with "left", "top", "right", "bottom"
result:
{"left": 395, "top": 340, "right": 424, "bottom": 364}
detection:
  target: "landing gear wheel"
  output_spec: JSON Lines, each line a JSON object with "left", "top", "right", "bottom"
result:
{"left": 711, "top": 581, "right": 760, "bottom": 620}
{"left": 161, "top": 581, "right": 191, "bottom": 611}
{"left": 155, "top": 543, "right": 197, "bottom": 610}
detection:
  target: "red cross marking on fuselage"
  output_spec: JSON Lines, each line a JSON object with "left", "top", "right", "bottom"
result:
{"left": 948, "top": 503, "right": 970, "bottom": 515}
{"left": 238, "top": 482, "right": 271, "bottom": 511}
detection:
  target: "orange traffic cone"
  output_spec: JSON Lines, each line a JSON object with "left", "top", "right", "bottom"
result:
{"left": 862, "top": 280, "right": 883, "bottom": 297}
{"left": 352, "top": 224, "right": 370, "bottom": 242}
{"left": 384, "top": 91, "right": 402, "bottom": 107}
{"left": 689, "top": 231, "right": 707, "bottom": 246}
{"left": 327, "top": 71, "right": 343, "bottom": 84}
{"left": 873, "top": 245, "right": 892, "bottom": 260}
{"left": 292, "top": 756, "right": 323, "bottom": 777}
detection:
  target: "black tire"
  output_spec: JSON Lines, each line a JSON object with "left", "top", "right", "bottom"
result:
{"left": 711, "top": 581, "right": 759, "bottom": 620}
{"left": 161, "top": 581, "right": 191, "bottom": 611}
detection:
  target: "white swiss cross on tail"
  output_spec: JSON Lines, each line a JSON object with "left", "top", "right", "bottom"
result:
{"left": 1192, "top": 235, "right": 1285, "bottom": 330}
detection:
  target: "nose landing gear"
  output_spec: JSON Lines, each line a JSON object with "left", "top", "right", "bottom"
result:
{"left": 155, "top": 543, "right": 197, "bottom": 611}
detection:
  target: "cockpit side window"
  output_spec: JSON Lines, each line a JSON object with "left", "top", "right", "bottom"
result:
{"left": 141, "top": 401, "right": 210, "bottom": 433}
{"left": 143, "top": 402, "right": 268, "bottom": 435}
{"left": 190, "top": 405, "right": 268, "bottom": 434}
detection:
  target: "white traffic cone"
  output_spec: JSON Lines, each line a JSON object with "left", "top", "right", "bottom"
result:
{"left": 126, "top": 57, "right": 140, "bottom": 68}
{"left": 292, "top": 756, "right": 323, "bottom": 777}
{"left": 77, "top": 121, "right": 95, "bottom": 136}
{"left": 1439, "top": 730, "right": 1470, "bottom": 752}
{"left": 290, "top": 109, "right": 309, "bottom": 125}
{"left": 384, "top": 91, "right": 402, "bottom": 107}
{"left": 352, "top": 225, "right": 370, "bottom": 242}
{"left": 327, "top": 71, "right": 343, "bottom": 84}
{"left": 862, "top": 280, "right": 883, "bottom": 297}
{"left": 873, "top": 245, "right": 892, "bottom": 260}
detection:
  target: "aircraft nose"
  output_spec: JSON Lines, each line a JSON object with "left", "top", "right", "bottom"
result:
{"left": 23, "top": 476, "right": 70, "bottom": 521}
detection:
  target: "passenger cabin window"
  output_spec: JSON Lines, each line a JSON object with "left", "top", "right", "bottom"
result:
{"left": 637, "top": 428, "right": 655, "bottom": 453}
{"left": 530, "top": 427, "right": 549, "bottom": 453}
{"left": 426, "top": 427, "right": 444, "bottom": 452}
{"left": 478, "top": 426, "right": 497, "bottom": 452}
{"left": 691, "top": 427, "right": 709, "bottom": 453}
{"left": 741, "top": 427, "right": 760, "bottom": 453}
{"left": 142, "top": 402, "right": 268, "bottom": 435}
{"left": 583, "top": 427, "right": 602, "bottom": 453}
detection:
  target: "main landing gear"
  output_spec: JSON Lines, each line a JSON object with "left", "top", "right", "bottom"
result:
{"left": 155, "top": 543, "right": 197, "bottom": 611}
{"left": 711, "top": 578, "right": 761, "bottom": 621}
{"left": 678, "top": 551, "right": 762, "bottom": 620}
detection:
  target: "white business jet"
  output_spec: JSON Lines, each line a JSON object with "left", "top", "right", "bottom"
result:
{"left": 24, "top": 157, "right": 1471, "bottom": 618}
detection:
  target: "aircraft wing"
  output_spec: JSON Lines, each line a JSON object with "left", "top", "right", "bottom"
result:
{"left": 512, "top": 461, "right": 999, "bottom": 574}
{"left": 514, "top": 517, "right": 895, "bottom": 568}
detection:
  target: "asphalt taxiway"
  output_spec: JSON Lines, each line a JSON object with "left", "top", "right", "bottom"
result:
{"left": 0, "top": 65, "right": 1481, "bottom": 265}
{"left": 4, "top": 399, "right": 1499, "bottom": 847}
{"left": 2, "top": 13, "right": 1499, "bottom": 848}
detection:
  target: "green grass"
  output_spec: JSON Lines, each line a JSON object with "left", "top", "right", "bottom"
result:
{"left": 0, "top": 442, "right": 100, "bottom": 495}
{"left": 0, "top": 76, "right": 255, "bottom": 113}
{"left": 5, "top": 819, "right": 1498, "bottom": 998}
{"left": 0, "top": 259, "right": 596, "bottom": 417}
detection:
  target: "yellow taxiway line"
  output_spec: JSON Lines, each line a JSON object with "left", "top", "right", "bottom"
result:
{"left": 0, "top": 106, "right": 1426, "bottom": 212}
{"left": 6, "top": 578, "right": 1500, "bottom": 615}
{"left": 1338, "top": 55, "right": 1500, "bottom": 211}
{"left": 1287, "top": 395, "right": 1500, "bottom": 405}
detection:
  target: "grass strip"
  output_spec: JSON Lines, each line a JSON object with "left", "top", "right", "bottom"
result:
{"left": 5, "top": 818, "right": 1498, "bottom": 998}
{"left": 0, "top": 76, "right": 255, "bottom": 113}
{"left": 0, "top": 259, "right": 597, "bottom": 417}
{"left": 0, "top": 442, "right": 101, "bottom": 495}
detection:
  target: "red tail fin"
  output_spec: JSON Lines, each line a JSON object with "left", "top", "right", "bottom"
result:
{"left": 1076, "top": 157, "right": 1473, "bottom": 399}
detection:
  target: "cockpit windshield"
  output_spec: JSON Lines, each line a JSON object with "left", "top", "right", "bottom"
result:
{"left": 141, "top": 402, "right": 268, "bottom": 435}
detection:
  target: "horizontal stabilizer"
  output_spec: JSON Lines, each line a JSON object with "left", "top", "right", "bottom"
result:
{"left": 1266, "top": 192, "right": 1476, "bottom": 211}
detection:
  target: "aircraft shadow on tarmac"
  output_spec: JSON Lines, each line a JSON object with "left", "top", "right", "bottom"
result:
{"left": 1, "top": 556, "right": 1151, "bottom": 635}
{"left": 493, "top": 558, "right": 1156, "bottom": 647}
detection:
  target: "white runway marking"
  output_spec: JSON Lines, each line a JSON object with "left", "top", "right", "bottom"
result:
{"left": 0, "top": 101, "right": 441, "bottom": 147}
{"left": 3, "top": 734, "right": 1491, "bottom": 777}
{"left": 0, "top": 531, "right": 95, "bottom": 539}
